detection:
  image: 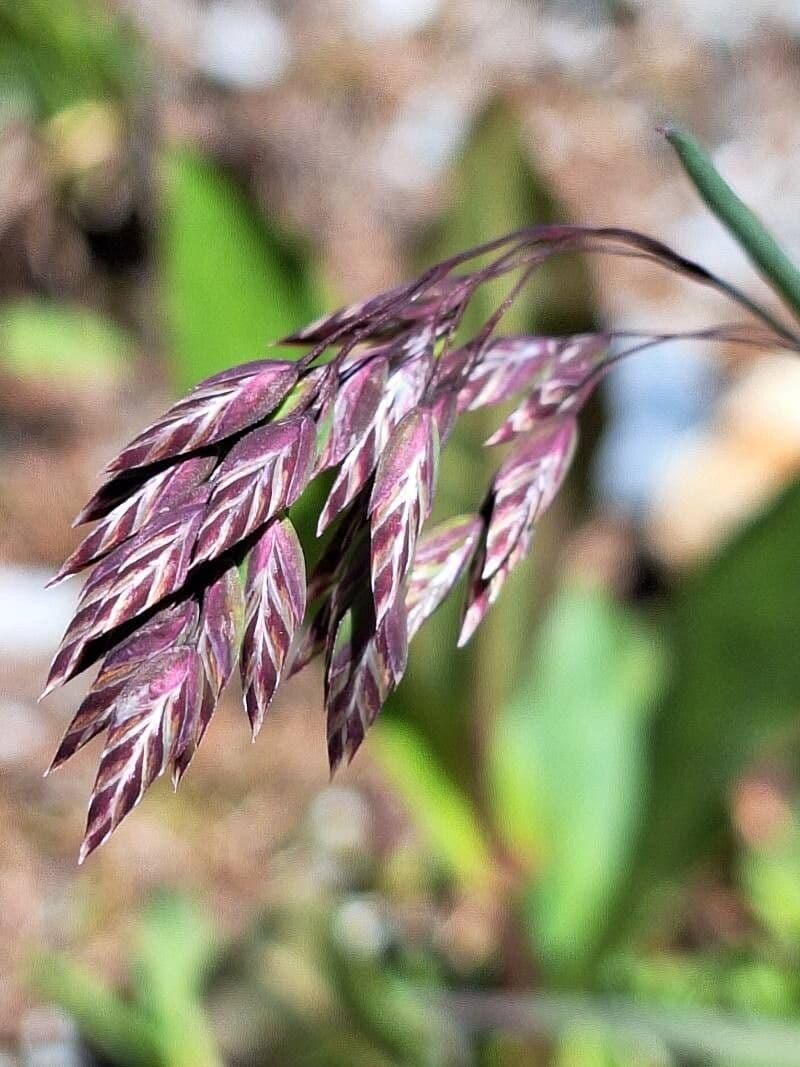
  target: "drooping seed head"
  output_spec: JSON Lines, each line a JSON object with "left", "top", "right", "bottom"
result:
{"left": 44, "top": 223, "right": 790, "bottom": 859}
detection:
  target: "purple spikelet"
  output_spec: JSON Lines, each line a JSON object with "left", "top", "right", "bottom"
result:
{"left": 43, "top": 224, "right": 796, "bottom": 859}
{"left": 78, "top": 647, "right": 203, "bottom": 863}
{"left": 241, "top": 518, "right": 306, "bottom": 738}
{"left": 482, "top": 416, "right": 579, "bottom": 582}
{"left": 46, "top": 601, "right": 200, "bottom": 775}
{"left": 369, "top": 409, "right": 439, "bottom": 625}
{"left": 317, "top": 346, "right": 433, "bottom": 534}
{"left": 50, "top": 458, "right": 215, "bottom": 585}
{"left": 172, "top": 564, "right": 245, "bottom": 784}
{"left": 43, "top": 498, "right": 208, "bottom": 697}
{"left": 406, "top": 516, "right": 483, "bottom": 639}
{"left": 194, "top": 417, "right": 315, "bottom": 564}
{"left": 105, "top": 361, "right": 299, "bottom": 472}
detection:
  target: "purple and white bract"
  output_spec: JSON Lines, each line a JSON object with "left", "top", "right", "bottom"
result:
{"left": 241, "top": 518, "right": 306, "bottom": 738}
{"left": 43, "top": 224, "right": 797, "bottom": 859}
{"left": 79, "top": 646, "right": 203, "bottom": 863}
{"left": 482, "top": 416, "right": 579, "bottom": 581}
{"left": 369, "top": 409, "right": 439, "bottom": 625}
{"left": 406, "top": 516, "right": 483, "bottom": 640}
{"left": 105, "top": 360, "right": 300, "bottom": 472}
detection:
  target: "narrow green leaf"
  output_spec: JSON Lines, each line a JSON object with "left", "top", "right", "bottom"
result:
{"left": 0, "top": 0, "right": 137, "bottom": 119}
{"left": 741, "top": 822, "right": 800, "bottom": 949}
{"left": 132, "top": 892, "right": 216, "bottom": 1000}
{"left": 31, "top": 954, "right": 163, "bottom": 1067}
{"left": 0, "top": 300, "right": 133, "bottom": 384}
{"left": 372, "top": 718, "right": 494, "bottom": 892}
{"left": 160, "top": 148, "right": 319, "bottom": 391}
{"left": 132, "top": 894, "right": 221, "bottom": 1067}
{"left": 31, "top": 896, "right": 221, "bottom": 1067}
{"left": 664, "top": 126, "right": 800, "bottom": 321}
{"left": 490, "top": 583, "right": 665, "bottom": 980}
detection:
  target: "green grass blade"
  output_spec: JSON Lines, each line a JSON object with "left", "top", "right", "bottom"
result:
{"left": 372, "top": 718, "right": 495, "bottom": 893}
{"left": 31, "top": 954, "right": 163, "bottom": 1067}
{"left": 446, "top": 990, "right": 800, "bottom": 1066}
{"left": 664, "top": 125, "right": 800, "bottom": 322}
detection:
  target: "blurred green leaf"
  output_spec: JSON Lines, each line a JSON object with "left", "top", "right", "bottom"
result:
{"left": 622, "top": 479, "right": 800, "bottom": 917}
{"left": 373, "top": 718, "right": 495, "bottom": 893}
{"left": 244, "top": 895, "right": 450, "bottom": 1067}
{"left": 329, "top": 953, "right": 455, "bottom": 1067}
{"left": 0, "top": 299, "right": 133, "bottom": 384}
{"left": 32, "top": 894, "right": 221, "bottom": 1067}
{"left": 741, "top": 815, "right": 800, "bottom": 949}
{"left": 555, "top": 1022, "right": 673, "bottom": 1067}
{"left": 0, "top": 0, "right": 136, "bottom": 120}
{"left": 490, "top": 583, "right": 664, "bottom": 980}
{"left": 602, "top": 950, "right": 798, "bottom": 1021}
{"left": 32, "top": 954, "right": 163, "bottom": 1067}
{"left": 131, "top": 893, "right": 219, "bottom": 1067}
{"left": 160, "top": 148, "right": 320, "bottom": 391}
{"left": 725, "top": 961, "right": 799, "bottom": 1019}
{"left": 134, "top": 893, "right": 216, "bottom": 998}
{"left": 601, "top": 951, "right": 721, "bottom": 1011}
{"left": 448, "top": 989, "right": 800, "bottom": 1066}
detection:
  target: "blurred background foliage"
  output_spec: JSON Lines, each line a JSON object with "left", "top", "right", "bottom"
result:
{"left": 4, "top": 1, "right": 800, "bottom": 1066}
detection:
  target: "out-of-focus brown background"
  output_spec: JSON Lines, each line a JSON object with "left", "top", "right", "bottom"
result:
{"left": 4, "top": 2, "right": 800, "bottom": 1064}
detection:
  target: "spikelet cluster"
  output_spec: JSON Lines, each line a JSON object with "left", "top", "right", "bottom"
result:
{"left": 43, "top": 225, "right": 794, "bottom": 860}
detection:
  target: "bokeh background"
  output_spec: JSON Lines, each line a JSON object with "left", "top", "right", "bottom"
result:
{"left": 4, "top": 1, "right": 800, "bottom": 1064}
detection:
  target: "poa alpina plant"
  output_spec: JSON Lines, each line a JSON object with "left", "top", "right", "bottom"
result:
{"left": 43, "top": 222, "right": 799, "bottom": 861}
